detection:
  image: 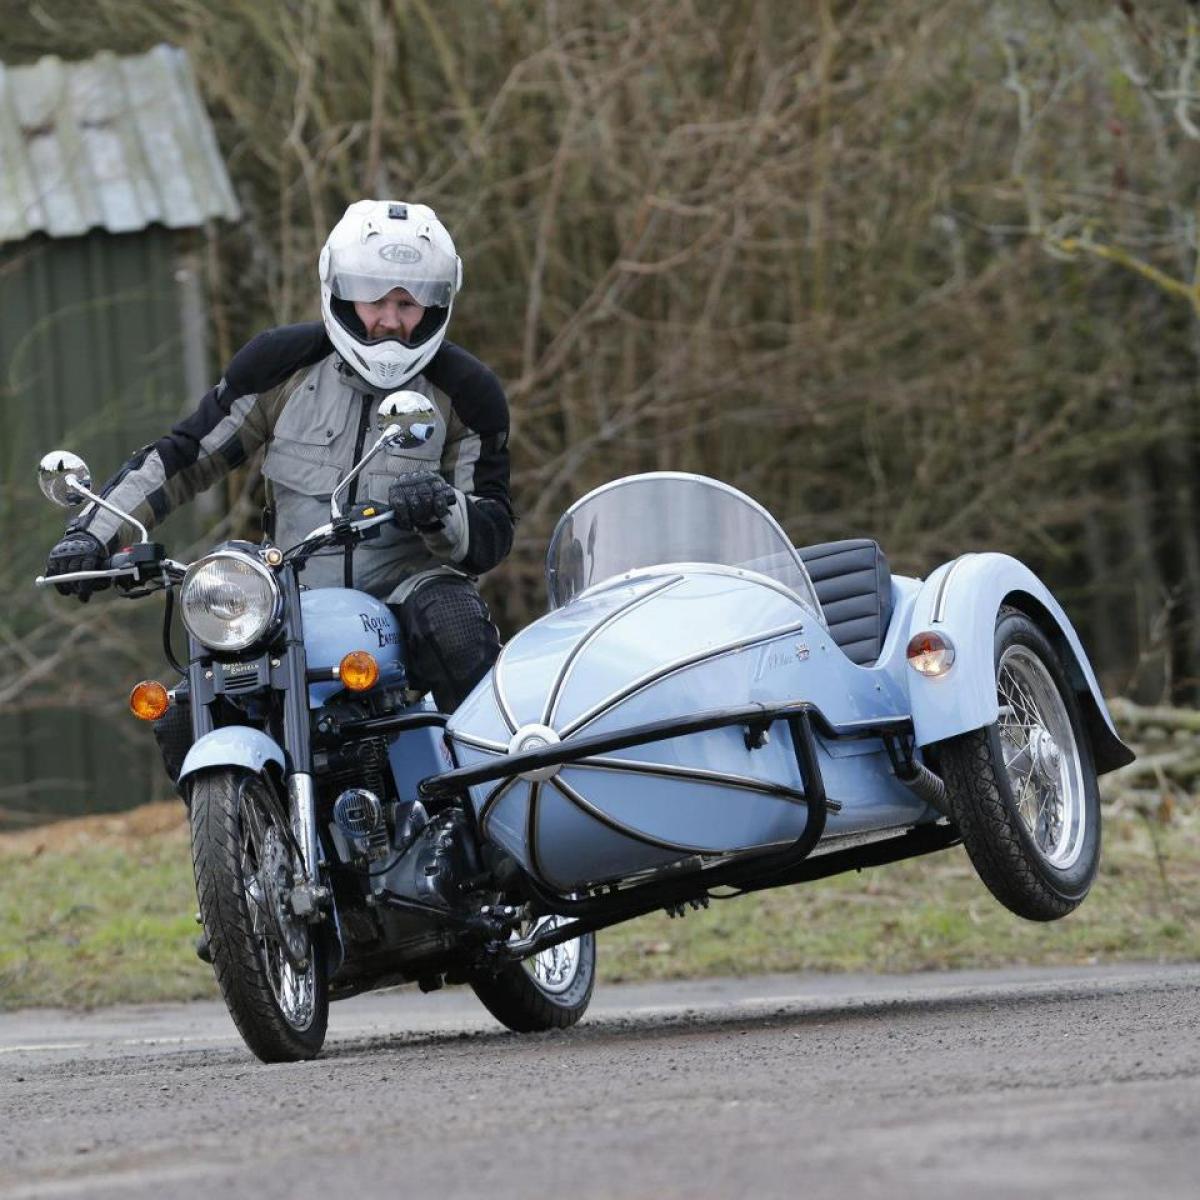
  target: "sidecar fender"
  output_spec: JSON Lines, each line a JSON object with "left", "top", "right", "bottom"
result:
{"left": 906, "top": 553, "right": 1134, "bottom": 774}
{"left": 177, "top": 726, "right": 286, "bottom": 783}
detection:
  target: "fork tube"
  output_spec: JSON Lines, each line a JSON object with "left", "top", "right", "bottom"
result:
{"left": 187, "top": 634, "right": 215, "bottom": 741}
{"left": 279, "top": 566, "right": 319, "bottom": 884}
{"left": 288, "top": 774, "right": 320, "bottom": 885}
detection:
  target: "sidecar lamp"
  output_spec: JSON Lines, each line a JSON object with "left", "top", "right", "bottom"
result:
{"left": 339, "top": 651, "right": 380, "bottom": 692}
{"left": 906, "top": 631, "right": 956, "bottom": 677}
{"left": 129, "top": 680, "right": 170, "bottom": 721}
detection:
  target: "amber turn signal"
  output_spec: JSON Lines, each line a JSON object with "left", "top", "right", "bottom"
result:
{"left": 129, "top": 680, "right": 170, "bottom": 721}
{"left": 338, "top": 650, "right": 380, "bottom": 692}
{"left": 906, "top": 631, "right": 956, "bottom": 677}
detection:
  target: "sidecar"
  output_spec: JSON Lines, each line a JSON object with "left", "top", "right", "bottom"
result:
{"left": 426, "top": 473, "right": 1133, "bottom": 921}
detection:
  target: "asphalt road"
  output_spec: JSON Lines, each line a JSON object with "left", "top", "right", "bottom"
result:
{"left": 0, "top": 962, "right": 1197, "bottom": 1199}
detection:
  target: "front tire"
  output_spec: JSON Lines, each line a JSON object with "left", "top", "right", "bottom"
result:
{"left": 936, "top": 610, "right": 1101, "bottom": 921}
{"left": 471, "top": 917, "right": 596, "bottom": 1032}
{"left": 190, "top": 768, "right": 329, "bottom": 1061}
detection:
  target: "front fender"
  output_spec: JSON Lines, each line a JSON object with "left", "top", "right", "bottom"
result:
{"left": 907, "top": 553, "right": 1133, "bottom": 774}
{"left": 177, "top": 726, "right": 286, "bottom": 783}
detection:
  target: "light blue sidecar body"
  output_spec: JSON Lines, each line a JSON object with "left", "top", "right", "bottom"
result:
{"left": 444, "top": 474, "right": 1131, "bottom": 893}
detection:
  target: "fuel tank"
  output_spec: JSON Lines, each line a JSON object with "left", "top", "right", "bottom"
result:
{"left": 301, "top": 588, "right": 407, "bottom": 707}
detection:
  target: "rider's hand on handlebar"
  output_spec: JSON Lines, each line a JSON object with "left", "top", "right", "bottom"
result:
{"left": 388, "top": 471, "right": 458, "bottom": 532}
{"left": 45, "top": 529, "right": 109, "bottom": 602}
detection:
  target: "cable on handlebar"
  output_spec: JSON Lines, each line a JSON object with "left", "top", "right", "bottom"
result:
{"left": 162, "top": 586, "right": 185, "bottom": 675}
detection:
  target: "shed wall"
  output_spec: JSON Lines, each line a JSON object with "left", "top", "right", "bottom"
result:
{"left": 1, "top": 226, "right": 199, "bottom": 827}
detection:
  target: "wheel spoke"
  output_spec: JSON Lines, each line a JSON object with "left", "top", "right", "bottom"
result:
{"left": 994, "top": 645, "right": 1086, "bottom": 871}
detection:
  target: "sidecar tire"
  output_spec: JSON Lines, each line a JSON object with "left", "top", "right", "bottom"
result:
{"left": 190, "top": 768, "right": 329, "bottom": 1062}
{"left": 471, "top": 928, "right": 596, "bottom": 1033}
{"left": 936, "top": 611, "right": 1101, "bottom": 922}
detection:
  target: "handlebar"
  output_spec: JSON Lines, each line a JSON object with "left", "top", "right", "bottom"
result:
{"left": 35, "top": 506, "right": 393, "bottom": 592}
{"left": 35, "top": 551, "right": 187, "bottom": 593}
{"left": 289, "top": 504, "right": 395, "bottom": 561}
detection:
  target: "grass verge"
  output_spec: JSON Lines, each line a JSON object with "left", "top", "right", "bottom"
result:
{"left": 1, "top": 796, "right": 1197, "bottom": 1011}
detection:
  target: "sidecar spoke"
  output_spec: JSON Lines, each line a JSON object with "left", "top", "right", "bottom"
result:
{"left": 999, "top": 645, "right": 1088, "bottom": 871}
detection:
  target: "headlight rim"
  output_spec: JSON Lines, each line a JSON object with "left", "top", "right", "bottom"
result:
{"left": 180, "top": 549, "right": 283, "bottom": 654}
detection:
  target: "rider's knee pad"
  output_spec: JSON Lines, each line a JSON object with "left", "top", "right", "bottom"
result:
{"left": 394, "top": 577, "right": 501, "bottom": 712}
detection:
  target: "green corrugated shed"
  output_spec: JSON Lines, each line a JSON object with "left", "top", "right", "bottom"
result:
{"left": 0, "top": 45, "right": 239, "bottom": 828}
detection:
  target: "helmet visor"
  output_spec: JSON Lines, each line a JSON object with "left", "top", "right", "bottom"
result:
{"left": 329, "top": 270, "right": 455, "bottom": 309}
{"left": 327, "top": 239, "right": 459, "bottom": 309}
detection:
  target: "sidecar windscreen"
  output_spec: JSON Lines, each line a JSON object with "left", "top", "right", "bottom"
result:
{"left": 545, "top": 472, "right": 823, "bottom": 617}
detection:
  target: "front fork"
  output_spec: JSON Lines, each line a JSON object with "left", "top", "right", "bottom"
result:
{"left": 277, "top": 568, "right": 327, "bottom": 918}
{"left": 185, "top": 565, "right": 328, "bottom": 920}
{"left": 287, "top": 773, "right": 327, "bottom": 917}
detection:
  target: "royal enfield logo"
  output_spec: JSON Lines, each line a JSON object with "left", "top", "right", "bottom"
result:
{"left": 359, "top": 612, "right": 403, "bottom": 648}
{"left": 378, "top": 243, "right": 422, "bottom": 264}
{"left": 795, "top": 643, "right": 810, "bottom": 661}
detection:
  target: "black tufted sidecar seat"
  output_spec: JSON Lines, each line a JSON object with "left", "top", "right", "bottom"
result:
{"left": 795, "top": 538, "right": 893, "bottom": 666}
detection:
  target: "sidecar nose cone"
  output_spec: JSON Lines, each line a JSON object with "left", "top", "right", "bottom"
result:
{"left": 509, "top": 723, "right": 562, "bottom": 782}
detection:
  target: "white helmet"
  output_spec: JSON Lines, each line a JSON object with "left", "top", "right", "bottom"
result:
{"left": 319, "top": 199, "right": 463, "bottom": 390}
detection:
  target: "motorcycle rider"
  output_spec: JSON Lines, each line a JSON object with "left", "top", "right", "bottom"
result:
{"left": 43, "top": 199, "right": 512, "bottom": 719}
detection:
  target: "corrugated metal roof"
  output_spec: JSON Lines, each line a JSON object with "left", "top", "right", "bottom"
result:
{"left": 0, "top": 43, "right": 240, "bottom": 246}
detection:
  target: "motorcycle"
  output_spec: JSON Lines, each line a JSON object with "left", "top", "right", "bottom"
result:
{"left": 35, "top": 412, "right": 1134, "bottom": 1062}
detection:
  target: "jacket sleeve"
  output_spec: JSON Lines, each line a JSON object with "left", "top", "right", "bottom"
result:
{"left": 424, "top": 344, "right": 516, "bottom": 575}
{"left": 71, "top": 324, "right": 331, "bottom": 551}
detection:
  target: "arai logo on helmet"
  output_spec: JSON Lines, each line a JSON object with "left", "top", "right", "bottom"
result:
{"left": 378, "top": 243, "right": 423, "bottom": 264}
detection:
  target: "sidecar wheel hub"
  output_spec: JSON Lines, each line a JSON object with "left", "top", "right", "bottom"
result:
{"left": 1029, "top": 726, "right": 1063, "bottom": 784}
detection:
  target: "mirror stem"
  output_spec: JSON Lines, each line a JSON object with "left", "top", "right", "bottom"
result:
{"left": 67, "top": 474, "right": 151, "bottom": 544}
{"left": 329, "top": 424, "right": 402, "bottom": 519}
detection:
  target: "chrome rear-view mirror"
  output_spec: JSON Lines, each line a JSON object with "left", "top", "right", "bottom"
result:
{"left": 37, "top": 450, "right": 92, "bottom": 508}
{"left": 378, "top": 390, "right": 437, "bottom": 449}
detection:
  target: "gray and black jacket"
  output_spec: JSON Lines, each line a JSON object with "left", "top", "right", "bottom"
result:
{"left": 72, "top": 323, "right": 514, "bottom": 603}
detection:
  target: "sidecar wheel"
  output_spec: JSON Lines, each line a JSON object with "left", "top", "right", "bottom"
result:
{"left": 190, "top": 768, "right": 329, "bottom": 1061}
{"left": 470, "top": 918, "right": 596, "bottom": 1033}
{"left": 936, "top": 610, "right": 1101, "bottom": 922}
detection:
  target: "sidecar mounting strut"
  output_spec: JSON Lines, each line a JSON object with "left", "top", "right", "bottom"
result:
{"left": 420, "top": 699, "right": 911, "bottom": 804}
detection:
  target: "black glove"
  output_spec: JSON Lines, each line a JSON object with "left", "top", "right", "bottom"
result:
{"left": 388, "top": 471, "right": 458, "bottom": 532}
{"left": 45, "top": 529, "right": 109, "bottom": 602}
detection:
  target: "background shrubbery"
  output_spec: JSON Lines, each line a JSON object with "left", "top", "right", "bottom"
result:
{"left": 5, "top": 1, "right": 1200, "bottom": 697}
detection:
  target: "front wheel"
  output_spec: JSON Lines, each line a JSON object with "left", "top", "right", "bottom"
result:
{"left": 190, "top": 768, "right": 329, "bottom": 1061}
{"left": 470, "top": 917, "right": 596, "bottom": 1032}
{"left": 936, "top": 610, "right": 1101, "bottom": 921}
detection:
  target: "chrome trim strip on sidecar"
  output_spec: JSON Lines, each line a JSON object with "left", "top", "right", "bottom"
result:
{"left": 804, "top": 824, "right": 915, "bottom": 858}
{"left": 491, "top": 660, "right": 519, "bottom": 734}
{"left": 932, "top": 553, "right": 975, "bottom": 624}
{"left": 542, "top": 574, "right": 684, "bottom": 728}
{"left": 569, "top": 756, "right": 842, "bottom": 811}
{"left": 560, "top": 619, "right": 809, "bottom": 739}
{"left": 526, "top": 781, "right": 544, "bottom": 882}
{"left": 448, "top": 731, "right": 508, "bottom": 754}
{"left": 477, "top": 776, "right": 518, "bottom": 832}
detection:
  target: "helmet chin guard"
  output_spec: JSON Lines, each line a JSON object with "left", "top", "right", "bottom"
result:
{"left": 319, "top": 200, "right": 462, "bottom": 390}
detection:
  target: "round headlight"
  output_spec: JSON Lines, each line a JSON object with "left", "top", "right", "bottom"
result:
{"left": 180, "top": 552, "right": 281, "bottom": 653}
